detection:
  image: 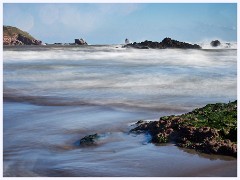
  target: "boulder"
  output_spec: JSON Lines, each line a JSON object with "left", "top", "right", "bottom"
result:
{"left": 210, "top": 40, "right": 221, "bottom": 47}
{"left": 75, "top": 38, "right": 88, "bottom": 45}
{"left": 77, "top": 133, "right": 99, "bottom": 146}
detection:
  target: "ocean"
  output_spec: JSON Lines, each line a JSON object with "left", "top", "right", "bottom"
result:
{"left": 3, "top": 44, "right": 237, "bottom": 177}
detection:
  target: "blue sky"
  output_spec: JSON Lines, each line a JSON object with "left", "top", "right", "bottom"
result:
{"left": 3, "top": 3, "right": 237, "bottom": 44}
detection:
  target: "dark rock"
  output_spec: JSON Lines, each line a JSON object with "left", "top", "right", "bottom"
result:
{"left": 78, "top": 133, "right": 99, "bottom": 146}
{"left": 210, "top": 40, "right": 221, "bottom": 47}
{"left": 123, "top": 37, "right": 201, "bottom": 49}
{"left": 17, "top": 34, "right": 42, "bottom": 45}
{"left": 136, "top": 120, "right": 144, "bottom": 124}
{"left": 75, "top": 38, "right": 88, "bottom": 45}
{"left": 54, "top": 43, "right": 63, "bottom": 45}
{"left": 130, "top": 101, "right": 237, "bottom": 157}
{"left": 195, "top": 139, "right": 237, "bottom": 157}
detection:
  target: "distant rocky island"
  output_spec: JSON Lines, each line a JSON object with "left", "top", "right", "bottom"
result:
{"left": 46, "top": 38, "right": 88, "bottom": 46}
{"left": 4, "top": 25, "right": 228, "bottom": 49}
{"left": 3, "top": 26, "right": 42, "bottom": 45}
{"left": 3, "top": 25, "right": 88, "bottom": 46}
{"left": 123, "top": 38, "right": 201, "bottom": 49}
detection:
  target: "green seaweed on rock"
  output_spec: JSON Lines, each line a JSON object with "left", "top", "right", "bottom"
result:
{"left": 130, "top": 100, "right": 237, "bottom": 157}
{"left": 181, "top": 100, "right": 237, "bottom": 142}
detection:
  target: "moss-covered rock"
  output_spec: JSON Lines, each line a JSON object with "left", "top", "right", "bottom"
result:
{"left": 130, "top": 100, "right": 237, "bottom": 157}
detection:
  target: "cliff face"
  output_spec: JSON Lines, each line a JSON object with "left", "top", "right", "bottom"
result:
{"left": 3, "top": 26, "right": 42, "bottom": 45}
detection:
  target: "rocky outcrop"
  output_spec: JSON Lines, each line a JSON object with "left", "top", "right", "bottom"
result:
{"left": 3, "top": 26, "right": 42, "bottom": 45}
{"left": 75, "top": 38, "right": 88, "bottom": 45}
{"left": 17, "top": 34, "right": 42, "bottom": 45}
{"left": 210, "top": 40, "right": 221, "bottom": 47}
{"left": 76, "top": 134, "right": 99, "bottom": 146}
{"left": 130, "top": 101, "right": 237, "bottom": 157}
{"left": 124, "top": 37, "right": 201, "bottom": 49}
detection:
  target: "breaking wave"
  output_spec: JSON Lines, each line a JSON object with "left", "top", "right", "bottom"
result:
{"left": 199, "top": 40, "right": 237, "bottom": 49}
{"left": 3, "top": 45, "right": 237, "bottom": 112}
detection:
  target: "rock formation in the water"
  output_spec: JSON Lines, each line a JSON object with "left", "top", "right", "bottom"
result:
{"left": 76, "top": 134, "right": 99, "bottom": 146}
{"left": 210, "top": 40, "right": 221, "bottom": 47}
{"left": 75, "top": 38, "right": 88, "bottom": 45}
{"left": 123, "top": 37, "right": 201, "bottom": 49}
{"left": 130, "top": 100, "right": 237, "bottom": 157}
{"left": 3, "top": 25, "right": 42, "bottom": 45}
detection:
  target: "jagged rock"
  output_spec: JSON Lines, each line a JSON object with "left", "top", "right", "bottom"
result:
{"left": 75, "top": 38, "right": 88, "bottom": 45}
{"left": 17, "top": 34, "right": 42, "bottom": 45}
{"left": 78, "top": 133, "right": 99, "bottom": 146}
{"left": 124, "top": 37, "right": 201, "bottom": 49}
{"left": 130, "top": 101, "right": 237, "bottom": 157}
{"left": 210, "top": 40, "right": 221, "bottom": 47}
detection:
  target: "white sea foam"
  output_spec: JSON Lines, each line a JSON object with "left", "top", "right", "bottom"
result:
{"left": 3, "top": 46, "right": 237, "bottom": 111}
{"left": 199, "top": 40, "right": 237, "bottom": 49}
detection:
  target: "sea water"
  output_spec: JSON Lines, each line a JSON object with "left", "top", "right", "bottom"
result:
{"left": 3, "top": 45, "right": 237, "bottom": 177}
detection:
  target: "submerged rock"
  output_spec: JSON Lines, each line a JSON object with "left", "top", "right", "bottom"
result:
{"left": 130, "top": 101, "right": 237, "bottom": 157}
{"left": 123, "top": 37, "right": 201, "bottom": 49}
{"left": 78, "top": 133, "right": 99, "bottom": 146}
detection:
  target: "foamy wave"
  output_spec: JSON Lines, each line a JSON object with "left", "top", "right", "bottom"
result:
{"left": 198, "top": 40, "right": 237, "bottom": 49}
{"left": 3, "top": 45, "right": 237, "bottom": 113}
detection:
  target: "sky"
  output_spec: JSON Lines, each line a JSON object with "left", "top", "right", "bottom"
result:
{"left": 3, "top": 3, "right": 237, "bottom": 44}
